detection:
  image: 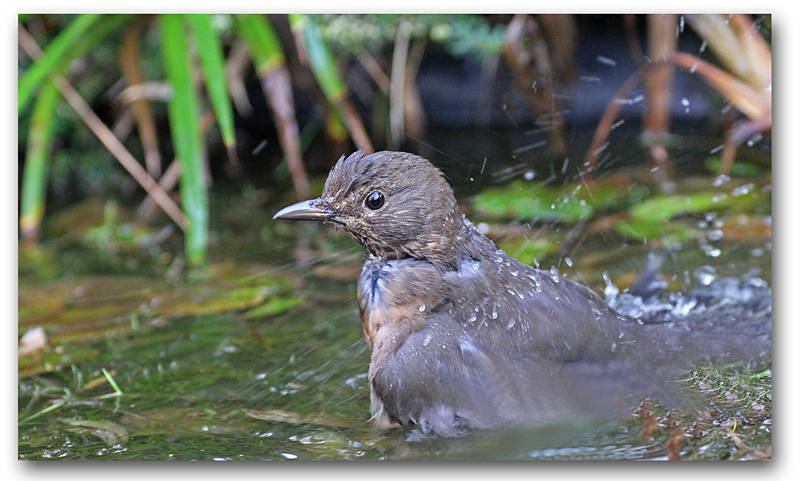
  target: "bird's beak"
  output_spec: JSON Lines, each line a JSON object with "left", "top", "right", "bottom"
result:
{"left": 273, "top": 198, "right": 336, "bottom": 222}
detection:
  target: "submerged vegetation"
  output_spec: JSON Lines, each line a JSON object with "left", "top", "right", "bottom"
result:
{"left": 18, "top": 14, "right": 771, "bottom": 460}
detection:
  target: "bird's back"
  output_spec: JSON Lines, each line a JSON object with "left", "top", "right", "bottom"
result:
{"left": 360, "top": 227, "right": 771, "bottom": 434}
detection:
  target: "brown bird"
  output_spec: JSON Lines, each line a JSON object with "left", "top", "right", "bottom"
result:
{"left": 274, "top": 150, "right": 771, "bottom": 436}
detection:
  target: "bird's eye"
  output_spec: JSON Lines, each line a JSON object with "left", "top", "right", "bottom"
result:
{"left": 365, "top": 191, "right": 385, "bottom": 210}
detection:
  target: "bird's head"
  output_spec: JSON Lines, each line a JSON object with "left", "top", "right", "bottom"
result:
{"left": 274, "top": 150, "right": 467, "bottom": 270}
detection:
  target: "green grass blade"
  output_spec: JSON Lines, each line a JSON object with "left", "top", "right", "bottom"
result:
{"left": 186, "top": 14, "right": 237, "bottom": 157}
{"left": 289, "top": 14, "right": 372, "bottom": 151}
{"left": 160, "top": 14, "right": 208, "bottom": 267}
{"left": 288, "top": 15, "right": 346, "bottom": 141}
{"left": 18, "top": 13, "right": 102, "bottom": 114}
{"left": 234, "top": 14, "right": 285, "bottom": 74}
{"left": 20, "top": 79, "right": 60, "bottom": 243}
{"left": 101, "top": 367, "right": 123, "bottom": 395}
{"left": 289, "top": 14, "right": 345, "bottom": 102}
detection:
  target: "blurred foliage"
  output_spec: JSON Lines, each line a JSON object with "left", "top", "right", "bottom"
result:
{"left": 18, "top": 14, "right": 512, "bottom": 267}
{"left": 19, "top": 14, "right": 772, "bottom": 268}
{"left": 471, "top": 166, "right": 771, "bottom": 264}
{"left": 18, "top": 14, "right": 772, "bottom": 461}
{"left": 320, "top": 14, "right": 506, "bottom": 59}
{"left": 474, "top": 174, "right": 650, "bottom": 224}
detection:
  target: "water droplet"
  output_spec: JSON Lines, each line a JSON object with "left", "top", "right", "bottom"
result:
{"left": 707, "top": 229, "right": 724, "bottom": 241}
{"left": 695, "top": 266, "right": 717, "bottom": 286}
{"left": 419, "top": 304, "right": 426, "bottom": 312}
{"left": 713, "top": 174, "right": 730, "bottom": 187}
{"left": 732, "top": 183, "right": 753, "bottom": 197}
{"left": 681, "top": 97, "right": 690, "bottom": 113}
{"left": 603, "top": 272, "right": 619, "bottom": 298}
{"left": 747, "top": 133, "right": 763, "bottom": 146}
{"left": 596, "top": 55, "right": 617, "bottom": 66}
{"left": 252, "top": 139, "right": 268, "bottom": 155}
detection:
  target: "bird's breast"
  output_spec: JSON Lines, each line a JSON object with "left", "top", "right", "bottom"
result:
{"left": 357, "top": 258, "right": 447, "bottom": 363}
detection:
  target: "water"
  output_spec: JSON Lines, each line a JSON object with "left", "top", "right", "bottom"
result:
{"left": 18, "top": 141, "right": 771, "bottom": 461}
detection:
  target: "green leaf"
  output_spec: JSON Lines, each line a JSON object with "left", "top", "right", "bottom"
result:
{"left": 160, "top": 14, "right": 208, "bottom": 267}
{"left": 705, "top": 156, "right": 763, "bottom": 177}
{"left": 20, "top": 79, "right": 60, "bottom": 240}
{"left": 497, "top": 237, "right": 558, "bottom": 266}
{"left": 186, "top": 14, "right": 237, "bottom": 153}
{"left": 234, "top": 14, "right": 285, "bottom": 74}
{"left": 631, "top": 193, "right": 721, "bottom": 222}
{"left": 614, "top": 218, "right": 701, "bottom": 244}
{"left": 474, "top": 181, "right": 594, "bottom": 224}
{"left": 290, "top": 14, "right": 346, "bottom": 102}
{"left": 244, "top": 296, "right": 304, "bottom": 319}
{"left": 629, "top": 189, "right": 766, "bottom": 223}
{"left": 18, "top": 14, "right": 102, "bottom": 114}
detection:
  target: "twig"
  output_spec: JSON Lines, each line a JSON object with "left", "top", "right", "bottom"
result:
{"left": 355, "top": 47, "right": 390, "bottom": 95}
{"left": 120, "top": 16, "right": 163, "bottom": 179}
{"left": 19, "top": 24, "right": 187, "bottom": 230}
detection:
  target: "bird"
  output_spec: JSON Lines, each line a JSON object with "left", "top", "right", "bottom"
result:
{"left": 273, "top": 150, "right": 771, "bottom": 436}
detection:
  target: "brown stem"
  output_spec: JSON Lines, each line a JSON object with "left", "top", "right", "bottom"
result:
{"left": 623, "top": 14, "right": 645, "bottom": 69}
{"left": 355, "top": 47, "right": 390, "bottom": 95}
{"left": 226, "top": 40, "right": 255, "bottom": 117}
{"left": 336, "top": 97, "right": 374, "bottom": 154}
{"left": 719, "top": 115, "right": 772, "bottom": 175}
{"left": 644, "top": 14, "right": 679, "bottom": 182}
{"left": 262, "top": 64, "right": 310, "bottom": 198}
{"left": 137, "top": 159, "right": 181, "bottom": 219}
{"left": 504, "top": 14, "right": 567, "bottom": 154}
{"left": 583, "top": 51, "right": 770, "bottom": 177}
{"left": 120, "top": 16, "right": 162, "bottom": 179}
